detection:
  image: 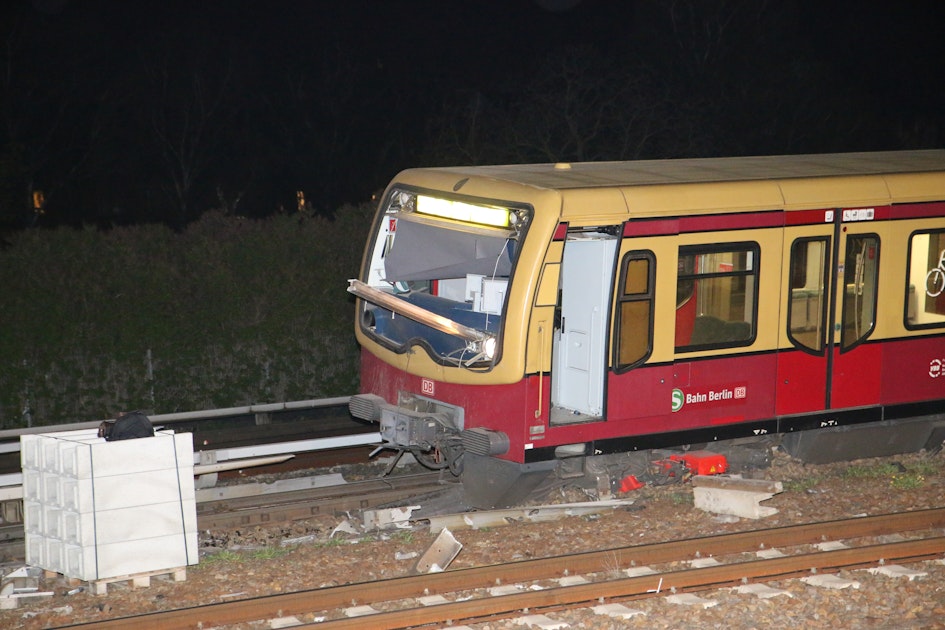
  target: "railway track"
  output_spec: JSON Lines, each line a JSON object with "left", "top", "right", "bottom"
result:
{"left": 0, "top": 461, "right": 449, "bottom": 565}
{"left": 0, "top": 397, "right": 380, "bottom": 526}
{"left": 196, "top": 471, "right": 454, "bottom": 530}
{"left": 0, "top": 397, "right": 368, "bottom": 477}
{"left": 0, "top": 397, "right": 411, "bottom": 565}
{"left": 2, "top": 400, "right": 943, "bottom": 627}
{"left": 51, "top": 507, "right": 945, "bottom": 629}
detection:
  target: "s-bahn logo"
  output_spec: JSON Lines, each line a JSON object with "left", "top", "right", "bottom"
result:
{"left": 672, "top": 385, "right": 747, "bottom": 412}
{"left": 671, "top": 388, "right": 685, "bottom": 412}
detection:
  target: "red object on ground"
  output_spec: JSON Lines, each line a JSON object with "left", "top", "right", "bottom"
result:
{"left": 619, "top": 475, "right": 645, "bottom": 492}
{"left": 670, "top": 451, "right": 728, "bottom": 475}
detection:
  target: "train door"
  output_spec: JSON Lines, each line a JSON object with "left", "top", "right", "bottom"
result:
{"left": 551, "top": 232, "right": 618, "bottom": 422}
{"left": 831, "top": 217, "right": 882, "bottom": 408}
{"left": 777, "top": 210, "right": 881, "bottom": 415}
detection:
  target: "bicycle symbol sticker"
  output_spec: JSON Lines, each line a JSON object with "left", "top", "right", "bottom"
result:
{"left": 926, "top": 249, "right": 945, "bottom": 297}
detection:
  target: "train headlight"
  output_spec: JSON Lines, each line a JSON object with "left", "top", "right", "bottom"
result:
{"left": 509, "top": 209, "right": 529, "bottom": 228}
{"left": 482, "top": 336, "right": 497, "bottom": 360}
{"left": 464, "top": 334, "right": 497, "bottom": 365}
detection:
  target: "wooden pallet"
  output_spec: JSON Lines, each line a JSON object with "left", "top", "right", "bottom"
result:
{"left": 47, "top": 566, "right": 188, "bottom": 595}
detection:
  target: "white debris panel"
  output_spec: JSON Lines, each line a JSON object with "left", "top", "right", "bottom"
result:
{"left": 425, "top": 499, "right": 636, "bottom": 533}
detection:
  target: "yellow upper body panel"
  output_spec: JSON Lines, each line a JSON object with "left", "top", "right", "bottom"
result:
{"left": 394, "top": 150, "right": 945, "bottom": 221}
{"left": 364, "top": 151, "right": 945, "bottom": 383}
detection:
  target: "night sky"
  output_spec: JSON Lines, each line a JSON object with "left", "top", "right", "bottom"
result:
{"left": 2, "top": 0, "right": 943, "bottom": 230}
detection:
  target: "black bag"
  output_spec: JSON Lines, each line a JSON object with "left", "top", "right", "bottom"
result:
{"left": 101, "top": 411, "right": 154, "bottom": 441}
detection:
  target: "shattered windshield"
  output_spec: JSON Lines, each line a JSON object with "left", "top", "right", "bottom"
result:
{"left": 351, "top": 187, "right": 530, "bottom": 367}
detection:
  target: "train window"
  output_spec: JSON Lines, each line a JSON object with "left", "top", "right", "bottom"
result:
{"left": 614, "top": 251, "right": 654, "bottom": 371}
{"left": 354, "top": 187, "right": 532, "bottom": 367}
{"left": 906, "top": 230, "right": 945, "bottom": 329}
{"left": 840, "top": 235, "right": 879, "bottom": 351}
{"left": 788, "top": 237, "right": 829, "bottom": 353}
{"left": 674, "top": 243, "right": 758, "bottom": 352}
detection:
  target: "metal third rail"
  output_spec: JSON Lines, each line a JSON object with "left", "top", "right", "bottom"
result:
{"left": 0, "top": 397, "right": 380, "bottom": 522}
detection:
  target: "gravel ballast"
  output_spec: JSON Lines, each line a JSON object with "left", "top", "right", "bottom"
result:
{"left": 2, "top": 447, "right": 944, "bottom": 629}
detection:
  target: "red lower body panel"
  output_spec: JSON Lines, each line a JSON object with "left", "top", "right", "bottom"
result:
{"left": 881, "top": 336, "right": 945, "bottom": 405}
{"left": 360, "top": 334, "right": 945, "bottom": 465}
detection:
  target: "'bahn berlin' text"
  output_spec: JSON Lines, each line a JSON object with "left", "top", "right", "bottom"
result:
{"left": 671, "top": 386, "right": 746, "bottom": 412}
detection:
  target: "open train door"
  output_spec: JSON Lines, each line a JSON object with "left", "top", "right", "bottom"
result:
{"left": 777, "top": 208, "right": 882, "bottom": 416}
{"left": 551, "top": 232, "right": 618, "bottom": 423}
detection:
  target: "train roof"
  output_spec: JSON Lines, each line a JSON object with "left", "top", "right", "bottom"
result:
{"left": 430, "top": 150, "right": 945, "bottom": 189}
{"left": 409, "top": 150, "right": 945, "bottom": 215}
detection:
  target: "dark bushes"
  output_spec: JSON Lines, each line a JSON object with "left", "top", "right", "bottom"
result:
{"left": 0, "top": 204, "right": 374, "bottom": 428}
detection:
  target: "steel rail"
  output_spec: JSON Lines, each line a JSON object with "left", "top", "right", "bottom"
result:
{"left": 0, "top": 431, "right": 382, "bottom": 503}
{"left": 313, "top": 536, "right": 945, "bottom": 629}
{"left": 57, "top": 507, "right": 945, "bottom": 630}
{"left": 0, "top": 472, "right": 450, "bottom": 566}
{"left": 0, "top": 397, "right": 380, "bottom": 503}
{"left": 196, "top": 472, "right": 451, "bottom": 530}
{"left": 0, "top": 396, "right": 352, "bottom": 443}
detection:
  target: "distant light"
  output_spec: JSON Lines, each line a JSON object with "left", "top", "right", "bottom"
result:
{"left": 32, "top": 190, "right": 45, "bottom": 215}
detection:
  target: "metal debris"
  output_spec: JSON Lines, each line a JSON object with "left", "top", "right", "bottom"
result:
{"left": 329, "top": 518, "right": 361, "bottom": 538}
{"left": 426, "top": 499, "right": 635, "bottom": 533}
{"left": 414, "top": 527, "right": 463, "bottom": 573}
{"left": 0, "top": 566, "right": 53, "bottom": 610}
{"left": 362, "top": 505, "right": 421, "bottom": 530}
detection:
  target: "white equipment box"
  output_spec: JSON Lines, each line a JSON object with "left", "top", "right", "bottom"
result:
{"left": 20, "top": 429, "right": 197, "bottom": 581}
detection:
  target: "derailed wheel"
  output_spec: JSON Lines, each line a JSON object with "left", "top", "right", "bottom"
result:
{"left": 415, "top": 449, "right": 449, "bottom": 470}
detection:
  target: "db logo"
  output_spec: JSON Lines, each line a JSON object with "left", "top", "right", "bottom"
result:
{"left": 421, "top": 378, "right": 435, "bottom": 396}
{"left": 930, "top": 359, "right": 943, "bottom": 379}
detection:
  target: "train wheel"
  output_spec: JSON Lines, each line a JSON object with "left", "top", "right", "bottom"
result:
{"left": 415, "top": 450, "right": 449, "bottom": 470}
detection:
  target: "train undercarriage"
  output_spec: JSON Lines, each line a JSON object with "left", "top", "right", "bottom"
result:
{"left": 350, "top": 392, "right": 945, "bottom": 509}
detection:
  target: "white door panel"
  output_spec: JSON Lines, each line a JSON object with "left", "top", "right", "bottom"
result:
{"left": 551, "top": 234, "right": 616, "bottom": 420}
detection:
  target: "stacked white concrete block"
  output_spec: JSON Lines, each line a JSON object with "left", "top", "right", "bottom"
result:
{"left": 20, "top": 428, "right": 197, "bottom": 581}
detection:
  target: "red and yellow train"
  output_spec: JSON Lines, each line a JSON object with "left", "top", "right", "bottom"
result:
{"left": 348, "top": 150, "right": 945, "bottom": 507}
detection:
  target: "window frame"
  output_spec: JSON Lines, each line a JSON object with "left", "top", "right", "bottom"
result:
{"left": 613, "top": 250, "right": 655, "bottom": 373}
{"left": 674, "top": 241, "right": 760, "bottom": 353}
{"left": 904, "top": 228, "right": 945, "bottom": 331}
{"left": 839, "top": 232, "right": 880, "bottom": 352}
{"left": 357, "top": 184, "right": 533, "bottom": 367}
{"left": 786, "top": 236, "right": 830, "bottom": 355}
